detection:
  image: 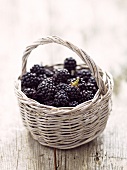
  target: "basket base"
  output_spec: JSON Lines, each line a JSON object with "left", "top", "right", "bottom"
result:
{"left": 28, "top": 127, "right": 106, "bottom": 150}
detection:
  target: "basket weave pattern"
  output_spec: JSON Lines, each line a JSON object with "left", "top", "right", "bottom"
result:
{"left": 15, "top": 36, "right": 113, "bottom": 149}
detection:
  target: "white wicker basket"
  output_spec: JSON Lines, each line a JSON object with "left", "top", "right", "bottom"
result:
{"left": 15, "top": 36, "right": 113, "bottom": 149}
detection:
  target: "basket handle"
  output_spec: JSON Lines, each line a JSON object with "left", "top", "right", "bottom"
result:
{"left": 21, "top": 36, "right": 106, "bottom": 94}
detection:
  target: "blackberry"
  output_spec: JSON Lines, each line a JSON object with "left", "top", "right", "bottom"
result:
{"left": 54, "top": 90, "right": 69, "bottom": 107}
{"left": 79, "top": 90, "right": 94, "bottom": 103}
{"left": 56, "top": 78, "right": 81, "bottom": 101}
{"left": 53, "top": 69, "right": 70, "bottom": 84}
{"left": 23, "top": 88, "right": 37, "bottom": 100}
{"left": 69, "top": 101, "right": 79, "bottom": 107}
{"left": 30, "top": 64, "right": 45, "bottom": 75}
{"left": 66, "top": 85, "right": 80, "bottom": 100}
{"left": 37, "top": 78, "right": 56, "bottom": 102}
{"left": 64, "top": 57, "right": 77, "bottom": 72}
{"left": 76, "top": 69, "right": 91, "bottom": 82}
{"left": 21, "top": 72, "right": 39, "bottom": 90}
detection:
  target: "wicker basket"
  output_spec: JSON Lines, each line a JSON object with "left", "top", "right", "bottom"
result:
{"left": 15, "top": 36, "right": 113, "bottom": 149}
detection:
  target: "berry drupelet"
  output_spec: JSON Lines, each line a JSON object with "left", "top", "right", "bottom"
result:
{"left": 21, "top": 72, "right": 39, "bottom": 90}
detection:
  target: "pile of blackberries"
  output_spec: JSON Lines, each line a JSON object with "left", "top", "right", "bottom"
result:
{"left": 21, "top": 57, "right": 98, "bottom": 107}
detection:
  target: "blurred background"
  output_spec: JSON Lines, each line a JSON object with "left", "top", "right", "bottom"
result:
{"left": 0, "top": 0, "right": 127, "bottom": 130}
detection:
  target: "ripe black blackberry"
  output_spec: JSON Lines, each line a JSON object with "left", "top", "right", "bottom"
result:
{"left": 30, "top": 64, "right": 45, "bottom": 75}
{"left": 79, "top": 90, "right": 94, "bottom": 103}
{"left": 64, "top": 57, "right": 77, "bottom": 72}
{"left": 76, "top": 69, "right": 91, "bottom": 82}
{"left": 69, "top": 101, "right": 78, "bottom": 107}
{"left": 66, "top": 85, "right": 80, "bottom": 100}
{"left": 37, "top": 78, "right": 56, "bottom": 103}
{"left": 54, "top": 90, "right": 69, "bottom": 107}
{"left": 53, "top": 69, "right": 70, "bottom": 84}
{"left": 23, "top": 88, "right": 37, "bottom": 100}
{"left": 21, "top": 72, "right": 39, "bottom": 90}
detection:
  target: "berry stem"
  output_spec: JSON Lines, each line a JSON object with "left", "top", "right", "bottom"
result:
{"left": 71, "top": 77, "right": 80, "bottom": 87}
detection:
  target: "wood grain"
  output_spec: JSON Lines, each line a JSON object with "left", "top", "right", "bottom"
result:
{"left": 56, "top": 107, "right": 127, "bottom": 170}
{"left": 0, "top": 1, "right": 127, "bottom": 169}
{"left": 0, "top": 105, "right": 127, "bottom": 170}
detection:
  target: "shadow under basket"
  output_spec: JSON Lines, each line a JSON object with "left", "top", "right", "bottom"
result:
{"left": 15, "top": 36, "right": 113, "bottom": 149}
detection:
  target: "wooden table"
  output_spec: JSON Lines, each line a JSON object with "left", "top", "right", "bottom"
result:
{"left": 1, "top": 0, "right": 127, "bottom": 169}
{"left": 0, "top": 91, "right": 127, "bottom": 170}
